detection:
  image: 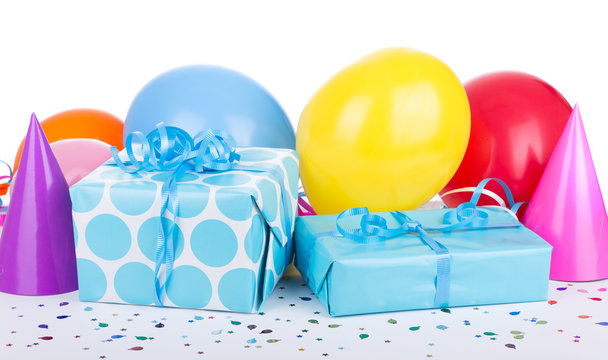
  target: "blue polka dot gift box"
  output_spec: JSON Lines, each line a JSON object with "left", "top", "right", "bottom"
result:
{"left": 295, "top": 179, "right": 552, "bottom": 316}
{"left": 70, "top": 126, "right": 299, "bottom": 313}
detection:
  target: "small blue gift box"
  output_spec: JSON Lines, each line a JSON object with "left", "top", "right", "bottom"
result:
{"left": 295, "top": 179, "right": 552, "bottom": 316}
{"left": 70, "top": 125, "right": 299, "bottom": 313}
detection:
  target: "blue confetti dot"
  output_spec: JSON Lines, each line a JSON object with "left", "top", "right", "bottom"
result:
{"left": 39, "top": 324, "right": 48, "bottom": 329}
{"left": 150, "top": 172, "right": 199, "bottom": 182}
{"left": 111, "top": 335, "right": 125, "bottom": 339}
{"left": 281, "top": 156, "right": 299, "bottom": 200}
{"left": 166, "top": 265, "right": 212, "bottom": 308}
{"left": 114, "top": 262, "right": 155, "bottom": 304}
{"left": 191, "top": 220, "right": 238, "bottom": 267}
{"left": 76, "top": 258, "right": 107, "bottom": 301}
{"left": 137, "top": 217, "right": 185, "bottom": 262}
{"left": 215, "top": 187, "right": 254, "bottom": 221}
{"left": 509, "top": 311, "right": 520, "bottom": 315}
{"left": 110, "top": 181, "right": 157, "bottom": 215}
{"left": 272, "top": 237, "right": 286, "bottom": 275}
{"left": 256, "top": 179, "right": 278, "bottom": 222}
{"left": 86, "top": 215, "right": 131, "bottom": 260}
{"left": 218, "top": 268, "right": 256, "bottom": 312}
{"left": 166, "top": 183, "right": 210, "bottom": 218}
{"left": 597, "top": 322, "right": 608, "bottom": 326}
{"left": 70, "top": 181, "right": 105, "bottom": 213}
{"left": 244, "top": 215, "right": 265, "bottom": 263}
{"left": 100, "top": 168, "right": 143, "bottom": 180}
{"left": 300, "top": 297, "right": 312, "bottom": 301}
{"left": 202, "top": 173, "right": 251, "bottom": 186}
{"left": 263, "top": 270, "right": 274, "bottom": 299}
{"left": 238, "top": 148, "right": 278, "bottom": 161}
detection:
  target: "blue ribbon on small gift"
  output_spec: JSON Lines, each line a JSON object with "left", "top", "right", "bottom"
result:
{"left": 328, "top": 178, "right": 525, "bottom": 308}
{"left": 110, "top": 123, "right": 292, "bottom": 306}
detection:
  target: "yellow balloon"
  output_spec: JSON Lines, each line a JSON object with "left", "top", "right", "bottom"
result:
{"left": 297, "top": 48, "right": 470, "bottom": 215}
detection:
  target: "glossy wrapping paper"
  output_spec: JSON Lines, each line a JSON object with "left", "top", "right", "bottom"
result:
{"left": 70, "top": 147, "right": 298, "bottom": 313}
{"left": 295, "top": 207, "right": 552, "bottom": 316}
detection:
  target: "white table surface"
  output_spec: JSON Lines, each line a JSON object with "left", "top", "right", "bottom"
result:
{"left": 1, "top": 262, "right": 607, "bottom": 360}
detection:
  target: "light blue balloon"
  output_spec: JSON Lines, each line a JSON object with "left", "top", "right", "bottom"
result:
{"left": 125, "top": 65, "right": 295, "bottom": 149}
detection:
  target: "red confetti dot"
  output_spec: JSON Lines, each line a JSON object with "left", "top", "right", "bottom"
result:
{"left": 578, "top": 315, "right": 591, "bottom": 319}
{"left": 589, "top": 297, "right": 602, "bottom": 301}
{"left": 548, "top": 300, "right": 557, "bottom": 305}
{"left": 129, "top": 346, "right": 144, "bottom": 351}
{"left": 38, "top": 336, "right": 53, "bottom": 341}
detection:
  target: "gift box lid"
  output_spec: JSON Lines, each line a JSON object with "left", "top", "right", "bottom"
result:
{"left": 71, "top": 146, "right": 299, "bottom": 248}
{"left": 295, "top": 206, "right": 552, "bottom": 295}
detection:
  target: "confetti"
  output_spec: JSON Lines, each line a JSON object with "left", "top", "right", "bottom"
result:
{"left": 129, "top": 347, "right": 144, "bottom": 351}
{"left": 505, "top": 344, "right": 516, "bottom": 349}
{"left": 596, "top": 322, "right": 608, "bottom": 326}
{"left": 359, "top": 334, "right": 369, "bottom": 340}
{"left": 589, "top": 298, "right": 602, "bottom": 301}
{"left": 387, "top": 319, "right": 397, "bottom": 324}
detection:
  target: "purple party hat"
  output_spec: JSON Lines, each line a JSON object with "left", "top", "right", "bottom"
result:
{"left": 523, "top": 104, "right": 608, "bottom": 281}
{"left": 0, "top": 113, "right": 78, "bottom": 295}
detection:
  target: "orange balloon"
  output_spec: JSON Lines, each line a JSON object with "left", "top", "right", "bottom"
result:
{"left": 13, "top": 109, "right": 124, "bottom": 172}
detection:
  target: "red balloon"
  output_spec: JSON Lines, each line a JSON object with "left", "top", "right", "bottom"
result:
{"left": 440, "top": 72, "right": 572, "bottom": 210}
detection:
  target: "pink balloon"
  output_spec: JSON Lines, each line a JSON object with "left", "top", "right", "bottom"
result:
{"left": 50, "top": 138, "right": 112, "bottom": 186}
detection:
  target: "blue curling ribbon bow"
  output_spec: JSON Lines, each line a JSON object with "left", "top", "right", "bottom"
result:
{"left": 330, "top": 178, "right": 524, "bottom": 309}
{"left": 110, "top": 123, "right": 292, "bottom": 306}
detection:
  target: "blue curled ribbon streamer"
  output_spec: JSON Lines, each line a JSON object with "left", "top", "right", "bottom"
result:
{"left": 330, "top": 178, "right": 525, "bottom": 308}
{"left": 110, "top": 123, "right": 292, "bottom": 306}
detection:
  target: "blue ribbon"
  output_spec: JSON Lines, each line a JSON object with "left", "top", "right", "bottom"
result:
{"left": 110, "top": 123, "right": 293, "bottom": 306}
{"left": 327, "top": 178, "right": 524, "bottom": 308}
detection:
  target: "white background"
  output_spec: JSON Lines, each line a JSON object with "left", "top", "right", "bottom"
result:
{"left": 1, "top": 0, "right": 608, "bottom": 196}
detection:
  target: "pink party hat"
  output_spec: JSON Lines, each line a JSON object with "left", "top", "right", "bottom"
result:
{"left": 0, "top": 113, "right": 78, "bottom": 295}
{"left": 523, "top": 104, "right": 608, "bottom": 281}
